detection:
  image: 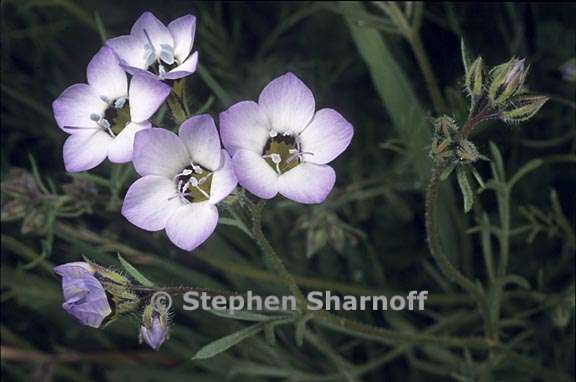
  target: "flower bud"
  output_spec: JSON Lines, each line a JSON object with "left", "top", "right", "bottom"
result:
{"left": 489, "top": 57, "right": 528, "bottom": 106}
{"left": 500, "top": 94, "right": 549, "bottom": 124}
{"left": 139, "top": 304, "right": 169, "bottom": 350}
{"left": 456, "top": 140, "right": 479, "bottom": 164}
{"left": 465, "top": 57, "right": 485, "bottom": 98}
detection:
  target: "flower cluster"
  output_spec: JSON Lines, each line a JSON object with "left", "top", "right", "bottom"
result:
{"left": 52, "top": 11, "right": 353, "bottom": 251}
{"left": 52, "top": 11, "right": 353, "bottom": 349}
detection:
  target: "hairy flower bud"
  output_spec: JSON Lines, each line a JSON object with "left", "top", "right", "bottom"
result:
{"left": 489, "top": 57, "right": 529, "bottom": 106}
{"left": 139, "top": 304, "right": 169, "bottom": 350}
{"left": 500, "top": 94, "right": 549, "bottom": 124}
{"left": 465, "top": 57, "right": 485, "bottom": 98}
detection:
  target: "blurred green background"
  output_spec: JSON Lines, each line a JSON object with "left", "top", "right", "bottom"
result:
{"left": 1, "top": 1, "right": 575, "bottom": 381}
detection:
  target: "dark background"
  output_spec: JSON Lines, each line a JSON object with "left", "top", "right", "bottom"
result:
{"left": 1, "top": 1, "right": 575, "bottom": 381}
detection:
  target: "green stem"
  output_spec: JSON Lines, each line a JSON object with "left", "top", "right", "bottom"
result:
{"left": 425, "top": 161, "right": 496, "bottom": 340}
{"left": 252, "top": 200, "right": 307, "bottom": 307}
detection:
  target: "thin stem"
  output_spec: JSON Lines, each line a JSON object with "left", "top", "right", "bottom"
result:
{"left": 425, "top": 161, "right": 496, "bottom": 339}
{"left": 252, "top": 200, "right": 307, "bottom": 307}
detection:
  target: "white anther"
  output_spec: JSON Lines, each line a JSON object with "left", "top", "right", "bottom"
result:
{"left": 191, "top": 163, "right": 204, "bottom": 174}
{"left": 269, "top": 130, "right": 278, "bottom": 138}
{"left": 188, "top": 177, "right": 199, "bottom": 187}
{"left": 114, "top": 97, "right": 127, "bottom": 109}
{"left": 100, "top": 96, "right": 111, "bottom": 104}
{"left": 90, "top": 113, "right": 101, "bottom": 122}
{"left": 159, "top": 44, "right": 174, "bottom": 65}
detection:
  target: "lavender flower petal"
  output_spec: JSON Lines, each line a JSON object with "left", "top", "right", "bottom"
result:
{"left": 128, "top": 74, "right": 171, "bottom": 123}
{"left": 121, "top": 175, "right": 182, "bottom": 231}
{"left": 164, "top": 51, "right": 199, "bottom": 80}
{"left": 107, "top": 121, "right": 151, "bottom": 163}
{"left": 106, "top": 35, "right": 148, "bottom": 69}
{"left": 209, "top": 150, "right": 238, "bottom": 204}
{"left": 258, "top": 72, "right": 315, "bottom": 135}
{"left": 86, "top": 46, "right": 128, "bottom": 103}
{"left": 278, "top": 163, "right": 335, "bottom": 204}
{"left": 178, "top": 114, "right": 222, "bottom": 171}
{"left": 164, "top": 202, "right": 218, "bottom": 251}
{"left": 132, "top": 128, "right": 190, "bottom": 178}
{"left": 232, "top": 149, "right": 279, "bottom": 199}
{"left": 299, "top": 108, "right": 354, "bottom": 165}
{"left": 219, "top": 100, "right": 269, "bottom": 156}
{"left": 130, "top": 12, "right": 174, "bottom": 54}
{"left": 52, "top": 84, "right": 106, "bottom": 133}
{"left": 54, "top": 262, "right": 94, "bottom": 278}
{"left": 167, "top": 14, "right": 196, "bottom": 63}
{"left": 63, "top": 130, "right": 113, "bottom": 173}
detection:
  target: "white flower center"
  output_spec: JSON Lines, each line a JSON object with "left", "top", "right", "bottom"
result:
{"left": 171, "top": 162, "right": 213, "bottom": 203}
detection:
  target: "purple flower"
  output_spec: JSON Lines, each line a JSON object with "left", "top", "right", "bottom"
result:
{"left": 107, "top": 12, "right": 198, "bottom": 81}
{"left": 121, "top": 115, "right": 237, "bottom": 251}
{"left": 220, "top": 72, "right": 353, "bottom": 204}
{"left": 139, "top": 310, "right": 169, "bottom": 350}
{"left": 52, "top": 46, "right": 170, "bottom": 172}
{"left": 54, "top": 262, "right": 112, "bottom": 328}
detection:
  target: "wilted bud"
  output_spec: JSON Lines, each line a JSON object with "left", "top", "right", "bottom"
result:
{"left": 465, "top": 57, "right": 485, "bottom": 98}
{"left": 489, "top": 57, "right": 529, "bottom": 106}
{"left": 54, "top": 262, "right": 112, "bottom": 328}
{"left": 139, "top": 304, "right": 169, "bottom": 350}
{"left": 80, "top": 258, "right": 141, "bottom": 324}
{"left": 456, "top": 140, "right": 479, "bottom": 164}
{"left": 500, "top": 94, "right": 549, "bottom": 124}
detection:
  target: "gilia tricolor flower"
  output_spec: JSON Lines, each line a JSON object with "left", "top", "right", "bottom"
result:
{"left": 220, "top": 72, "right": 354, "bottom": 204}
{"left": 53, "top": 262, "right": 112, "bottom": 328}
{"left": 107, "top": 12, "right": 198, "bottom": 80}
{"left": 52, "top": 46, "right": 170, "bottom": 172}
{"left": 122, "top": 115, "right": 237, "bottom": 251}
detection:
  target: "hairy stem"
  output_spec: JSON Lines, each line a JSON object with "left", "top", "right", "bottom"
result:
{"left": 425, "top": 161, "right": 496, "bottom": 340}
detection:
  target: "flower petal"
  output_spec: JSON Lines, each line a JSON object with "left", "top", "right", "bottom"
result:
{"left": 219, "top": 101, "right": 269, "bottom": 156}
{"left": 258, "top": 72, "right": 315, "bottom": 135}
{"left": 107, "top": 121, "right": 151, "bottom": 163}
{"left": 232, "top": 149, "right": 278, "bottom": 199}
{"left": 121, "top": 175, "right": 182, "bottom": 231}
{"left": 63, "top": 130, "right": 112, "bottom": 172}
{"left": 163, "top": 51, "right": 198, "bottom": 80}
{"left": 178, "top": 114, "right": 221, "bottom": 171}
{"left": 106, "top": 35, "right": 147, "bottom": 69}
{"left": 168, "top": 14, "right": 196, "bottom": 63}
{"left": 278, "top": 163, "right": 335, "bottom": 204}
{"left": 165, "top": 202, "right": 218, "bottom": 251}
{"left": 132, "top": 128, "right": 190, "bottom": 177}
{"left": 52, "top": 84, "right": 106, "bottom": 133}
{"left": 128, "top": 74, "right": 171, "bottom": 123}
{"left": 54, "top": 262, "right": 94, "bottom": 277}
{"left": 298, "top": 108, "right": 354, "bottom": 164}
{"left": 87, "top": 46, "right": 128, "bottom": 102}
{"left": 209, "top": 150, "right": 237, "bottom": 204}
{"left": 131, "top": 12, "right": 173, "bottom": 54}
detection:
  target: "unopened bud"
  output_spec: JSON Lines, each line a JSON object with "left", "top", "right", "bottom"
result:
{"left": 500, "top": 94, "right": 549, "bottom": 124}
{"left": 457, "top": 140, "right": 479, "bottom": 164}
{"left": 489, "top": 57, "right": 529, "bottom": 105}
{"left": 465, "top": 57, "right": 485, "bottom": 98}
{"left": 140, "top": 304, "right": 169, "bottom": 350}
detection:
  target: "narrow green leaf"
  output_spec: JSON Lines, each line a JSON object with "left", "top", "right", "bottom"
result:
{"left": 460, "top": 38, "right": 473, "bottom": 75}
{"left": 489, "top": 142, "right": 506, "bottom": 181}
{"left": 508, "top": 159, "right": 543, "bottom": 188}
{"left": 469, "top": 165, "right": 486, "bottom": 190}
{"left": 117, "top": 254, "right": 154, "bottom": 287}
{"left": 456, "top": 166, "right": 474, "bottom": 213}
{"left": 192, "top": 322, "right": 264, "bottom": 360}
{"left": 295, "top": 314, "right": 313, "bottom": 347}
